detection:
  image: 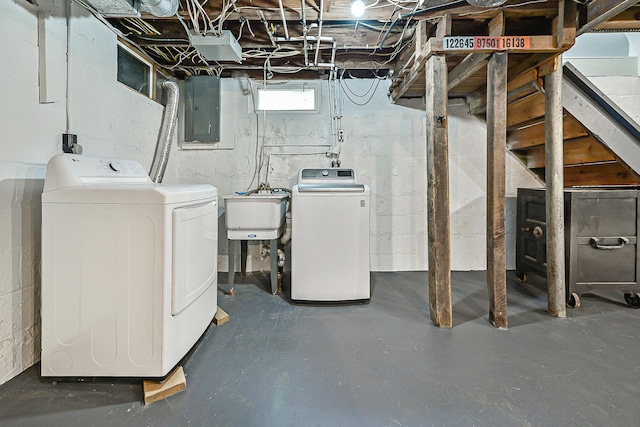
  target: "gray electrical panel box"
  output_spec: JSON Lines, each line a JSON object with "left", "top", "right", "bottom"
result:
{"left": 184, "top": 75, "right": 221, "bottom": 143}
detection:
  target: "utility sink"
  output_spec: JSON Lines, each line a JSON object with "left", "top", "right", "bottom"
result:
{"left": 223, "top": 192, "right": 289, "bottom": 240}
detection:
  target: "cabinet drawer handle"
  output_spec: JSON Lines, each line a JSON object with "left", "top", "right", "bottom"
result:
{"left": 590, "top": 237, "right": 629, "bottom": 250}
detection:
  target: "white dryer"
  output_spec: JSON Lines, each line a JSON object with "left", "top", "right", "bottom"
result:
{"left": 41, "top": 154, "right": 218, "bottom": 378}
{"left": 291, "top": 168, "right": 370, "bottom": 302}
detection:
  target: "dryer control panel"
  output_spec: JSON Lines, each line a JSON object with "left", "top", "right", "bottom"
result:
{"left": 44, "top": 154, "right": 151, "bottom": 192}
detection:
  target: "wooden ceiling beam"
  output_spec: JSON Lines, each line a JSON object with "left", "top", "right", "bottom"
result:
{"left": 447, "top": 12, "right": 502, "bottom": 91}
{"left": 593, "top": 19, "right": 640, "bottom": 30}
{"left": 577, "top": 0, "right": 640, "bottom": 35}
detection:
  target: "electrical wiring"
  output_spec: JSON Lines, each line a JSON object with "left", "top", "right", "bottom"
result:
{"left": 237, "top": 17, "right": 249, "bottom": 41}
{"left": 149, "top": 46, "right": 172, "bottom": 62}
{"left": 377, "top": 0, "right": 466, "bottom": 50}
{"left": 243, "top": 48, "right": 301, "bottom": 59}
{"left": 134, "top": 18, "right": 162, "bottom": 36}
{"left": 269, "top": 67, "right": 306, "bottom": 74}
{"left": 121, "top": 22, "right": 144, "bottom": 36}
{"left": 123, "top": 18, "right": 148, "bottom": 35}
{"left": 339, "top": 71, "right": 382, "bottom": 106}
{"left": 379, "top": 0, "right": 417, "bottom": 11}
{"left": 457, "top": 0, "right": 550, "bottom": 16}
{"left": 264, "top": 151, "right": 328, "bottom": 185}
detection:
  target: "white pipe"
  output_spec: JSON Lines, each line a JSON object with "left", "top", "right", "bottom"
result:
{"left": 278, "top": 0, "right": 290, "bottom": 40}
{"left": 275, "top": 36, "right": 334, "bottom": 42}
{"left": 274, "top": 36, "right": 337, "bottom": 69}
{"left": 263, "top": 144, "right": 332, "bottom": 147}
{"left": 329, "top": 39, "right": 337, "bottom": 67}
{"left": 314, "top": 0, "right": 324, "bottom": 66}
{"left": 280, "top": 212, "right": 292, "bottom": 245}
{"left": 141, "top": 0, "right": 178, "bottom": 17}
{"left": 149, "top": 80, "right": 179, "bottom": 184}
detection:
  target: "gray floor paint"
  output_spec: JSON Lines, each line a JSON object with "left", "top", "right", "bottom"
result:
{"left": 1, "top": 271, "right": 639, "bottom": 426}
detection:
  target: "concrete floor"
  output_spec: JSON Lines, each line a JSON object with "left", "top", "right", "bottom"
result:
{"left": 1, "top": 271, "right": 639, "bottom": 426}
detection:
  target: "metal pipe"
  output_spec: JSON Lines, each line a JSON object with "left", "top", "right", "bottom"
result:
{"left": 149, "top": 80, "right": 179, "bottom": 184}
{"left": 544, "top": 56, "right": 567, "bottom": 318}
{"left": 314, "top": 0, "right": 324, "bottom": 65}
{"left": 141, "top": 0, "right": 178, "bottom": 17}
{"left": 278, "top": 0, "right": 290, "bottom": 40}
{"left": 273, "top": 36, "right": 336, "bottom": 68}
{"left": 301, "top": 0, "right": 309, "bottom": 66}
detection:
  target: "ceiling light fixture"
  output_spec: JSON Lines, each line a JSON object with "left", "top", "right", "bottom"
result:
{"left": 351, "top": 0, "right": 365, "bottom": 18}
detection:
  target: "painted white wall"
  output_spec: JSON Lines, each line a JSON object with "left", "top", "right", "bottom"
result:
{"left": 588, "top": 76, "right": 640, "bottom": 124}
{"left": 0, "top": 0, "right": 169, "bottom": 385}
{"left": 564, "top": 33, "right": 640, "bottom": 77}
{"left": 564, "top": 32, "right": 640, "bottom": 128}
{"left": 176, "top": 78, "right": 540, "bottom": 273}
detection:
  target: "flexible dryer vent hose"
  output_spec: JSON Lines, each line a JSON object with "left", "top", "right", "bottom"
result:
{"left": 150, "top": 80, "right": 179, "bottom": 184}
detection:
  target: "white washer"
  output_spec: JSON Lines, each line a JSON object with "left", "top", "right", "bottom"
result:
{"left": 41, "top": 154, "right": 218, "bottom": 378}
{"left": 291, "top": 168, "right": 370, "bottom": 302}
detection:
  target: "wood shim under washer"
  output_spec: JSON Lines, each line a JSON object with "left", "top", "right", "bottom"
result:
{"left": 143, "top": 366, "right": 186, "bottom": 405}
{"left": 214, "top": 306, "right": 229, "bottom": 326}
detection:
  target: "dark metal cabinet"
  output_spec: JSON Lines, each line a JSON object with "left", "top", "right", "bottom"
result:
{"left": 516, "top": 188, "right": 640, "bottom": 308}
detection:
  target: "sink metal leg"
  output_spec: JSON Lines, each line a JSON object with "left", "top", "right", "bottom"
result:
{"left": 270, "top": 238, "right": 278, "bottom": 295}
{"left": 227, "top": 239, "right": 236, "bottom": 294}
{"left": 240, "top": 240, "right": 248, "bottom": 279}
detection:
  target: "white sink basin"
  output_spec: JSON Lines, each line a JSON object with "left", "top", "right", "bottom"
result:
{"left": 223, "top": 193, "right": 289, "bottom": 239}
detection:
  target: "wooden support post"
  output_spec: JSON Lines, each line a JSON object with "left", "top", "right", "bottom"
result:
{"left": 544, "top": 57, "right": 567, "bottom": 318}
{"left": 425, "top": 55, "right": 452, "bottom": 328}
{"left": 486, "top": 51, "right": 508, "bottom": 329}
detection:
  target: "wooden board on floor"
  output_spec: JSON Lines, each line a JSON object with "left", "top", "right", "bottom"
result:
{"left": 214, "top": 306, "right": 229, "bottom": 326}
{"left": 143, "top": 366, "right": 186, "bottom": 405}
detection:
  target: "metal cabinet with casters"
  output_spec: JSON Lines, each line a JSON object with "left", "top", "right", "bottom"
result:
{"left": 516, "top": 188, "right": 640, "bottom": 308}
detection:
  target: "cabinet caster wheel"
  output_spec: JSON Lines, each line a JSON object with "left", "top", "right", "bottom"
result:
{"left": 515, "top": 272, "right": 527, "bottom": 283}
{"left": 624, "top": 293, "right": 640, "bottom": 308}
{"left": 567, "top": 292, "right": 581, "bottom": 309}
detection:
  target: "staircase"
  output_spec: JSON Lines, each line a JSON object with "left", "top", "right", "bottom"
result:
{"left": 507, "top": 63, "right": 640, "bottom": 187}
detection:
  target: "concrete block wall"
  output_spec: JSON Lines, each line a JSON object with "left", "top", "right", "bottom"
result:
{"left": 588, "top": 76, "right": 640, "bottom": 124}
{"left": 176, "top": 78, "right": 541, "bottom": 272}
{"left": 0, "top": 0, "right": 168, "bottom": 385}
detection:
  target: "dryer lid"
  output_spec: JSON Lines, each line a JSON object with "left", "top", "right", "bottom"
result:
{"left": 44, "top": 154, "right": 151, "bottom": 192}
{"left": 43, "top": 154, "right": 217, "bottom": 204}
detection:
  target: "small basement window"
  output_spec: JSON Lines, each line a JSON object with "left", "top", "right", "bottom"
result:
{"left": 117, "top": 44, "right": 152, "bottom": 97}
{"left": 255, "top": 83, "right": 319, "bottom": 112}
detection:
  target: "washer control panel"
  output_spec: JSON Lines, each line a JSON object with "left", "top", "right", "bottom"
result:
{"left": 299, "top": 168, "right": 357, "bottom": 184}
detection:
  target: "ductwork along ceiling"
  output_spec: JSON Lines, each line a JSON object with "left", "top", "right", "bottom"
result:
{"left": 87, "top": 0, "right": 640, "bottom": 90}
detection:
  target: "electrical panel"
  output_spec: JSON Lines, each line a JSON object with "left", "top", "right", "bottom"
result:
{"left": 184, "top": 75, "right": 221, "bottom": 143}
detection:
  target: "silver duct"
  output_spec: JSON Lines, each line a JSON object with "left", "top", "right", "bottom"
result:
{"left": 150, "top": 80, "right": 179, "bottom": 184}
{"left": 141, "top": 0, "right": 178, "bottom": 17}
